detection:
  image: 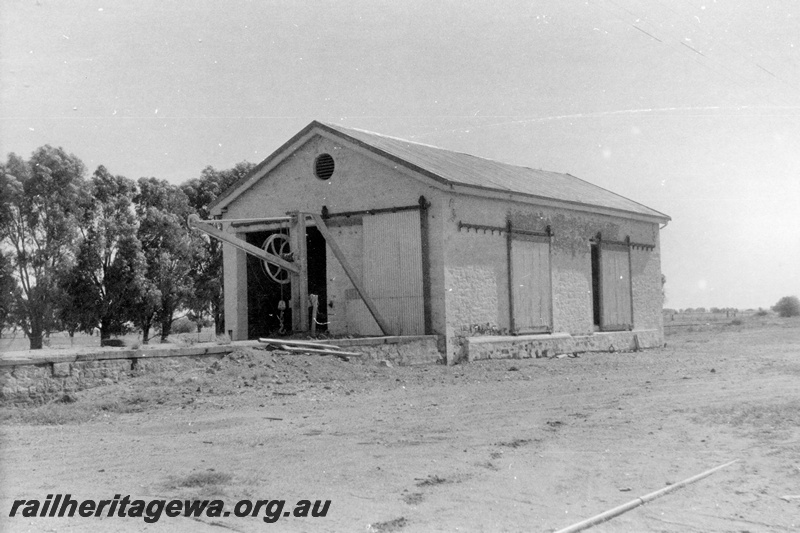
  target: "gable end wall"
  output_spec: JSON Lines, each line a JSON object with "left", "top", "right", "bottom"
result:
{"left": 221, "top": 135, "right": 447, "bottom": 345}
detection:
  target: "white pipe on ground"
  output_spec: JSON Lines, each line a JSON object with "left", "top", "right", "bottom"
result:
{"left": 552, "top": 459, "right": 739, "bottom": 533}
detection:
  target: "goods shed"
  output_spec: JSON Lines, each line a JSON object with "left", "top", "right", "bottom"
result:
{"left": 202, "top": 121, "right": 670, "bottom": 364}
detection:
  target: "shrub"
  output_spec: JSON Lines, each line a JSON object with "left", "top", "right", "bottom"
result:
{"left": 172, "top": 317, "right": 195, "bottom": 334}
{"left": 772, "top": 296, "right": 800, "bottom": 318}
{"left": 101, "top": 338, "right": 125, "bottom": 347}
{"left": 755, "top": 309, "right": 769, "bottom": 317}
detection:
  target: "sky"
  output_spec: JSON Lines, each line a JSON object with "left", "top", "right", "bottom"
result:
{"left": 1, "top": 0, "right": 799, "bottom": 311}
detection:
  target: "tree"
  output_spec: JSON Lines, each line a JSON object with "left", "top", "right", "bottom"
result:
{"left": 60, "top": 166, "right": 147, "bottom": 342}
{"left": 0, "top": 251, "right": 20, "bottom": 335}
{"left": 135, "top": 177, "right": 195, "bottom": 343}
{"left": 181, "top": 162, "right": 254, "bottom": 335}
{"left": 0, "top": 147, "right": 87, "bottom": 349}
{"left": 772, "top": 296, "right": 800, "bottom": 318}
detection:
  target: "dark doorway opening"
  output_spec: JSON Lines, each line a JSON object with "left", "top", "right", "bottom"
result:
{"left": 245, "top": 226, "right": 328, "bottom": 339}
{"left": 591, "top": 243, "right": 601, "bottom": 328}
{"left": 306, "top": 226, "right": 328, "bottom": 332}
{"left": 246, "top": 230, "right": 291, "bottom": 339}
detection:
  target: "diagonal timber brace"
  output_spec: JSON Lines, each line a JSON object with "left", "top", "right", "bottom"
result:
{"left": 309, "top": 213, "right": 392, "bottom": 336}
{"left": 188, "top": 214, "right": 299, "bottom": 274}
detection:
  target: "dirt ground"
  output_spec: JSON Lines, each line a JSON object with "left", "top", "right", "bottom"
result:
{"left": 1, "top": 320, "right": 799, "bottom": 532}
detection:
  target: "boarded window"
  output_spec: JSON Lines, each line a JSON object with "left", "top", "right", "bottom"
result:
{"left": 347, "top": 210, "right": 424, "bottom": 335}
{"left": 598, "top": 242, "right": 632, "bottom": 331}
{"left": 510, "top": 234, "right": 552, "bottom": 333}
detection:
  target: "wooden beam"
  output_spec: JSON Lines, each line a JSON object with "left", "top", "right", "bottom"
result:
{"left": 290, "top": 213, "right": 309, "bottom": 332}
{"left": 419, "top": 196, "right": 433, "bottom": 335}
{"left": 188, "top": 215, "right": 298, "bottom": 273}
{"left": 195, "top": 216, "right": 293, "bottom": 225}
{"left": 279, "top": 345, "right": 361, "bottom": 357}
{"left": 308, "top": 213, "right": 392, "bottom": 336}
{"left": 259, "top": 338, "right": 340, "bottom": 349}
{"left": 506, "top": 219, "right": 516, "bottom": 334}
{"left": 321, "top": 203, "right": 421, "bottom": 219}
{"left": 627, "top": 236, "right": 635, "bottom": 330}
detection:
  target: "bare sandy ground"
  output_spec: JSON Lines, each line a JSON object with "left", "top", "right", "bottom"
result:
{"left": 1, "top": 321, "right": 799, "bottom": 532}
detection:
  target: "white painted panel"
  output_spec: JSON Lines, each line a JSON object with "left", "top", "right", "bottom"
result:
{"left": 349, "top": 210, "right": 424, "bottom": 335}
{"left": 600, "top": 245, "right": 632, "bottom": 328}
{"left": 511, "top": 238, "right": 552, "bottom": 331}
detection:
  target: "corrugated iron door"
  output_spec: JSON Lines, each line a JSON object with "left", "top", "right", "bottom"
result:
{"left": 599, "top": 242, "right": 632, "bottom": 330}
{"left": 510, "top": 234, "right": 552, "bottom": 333}
{"left": 351, "top": 210, "right": 425, "bottom": 335}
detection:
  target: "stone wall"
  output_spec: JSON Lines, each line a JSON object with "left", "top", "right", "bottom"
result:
{"left": 1, "top": 336, "right": 443, "bottom": 405}
{"left": 0, "top": 345, "right": 236, "bottom": 405}
{"left": 466, "top": 329, "right": 663, "bottom": 361}
{"left": 327, "top": 335, "right": 442, "bottom": 366}
{"left": 443, "top": 193, "right": 665, "bottom": 363}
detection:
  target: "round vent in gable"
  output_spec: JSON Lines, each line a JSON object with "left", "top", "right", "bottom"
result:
{"left": 314, "top": 153, "right": 335, "bottom": 180}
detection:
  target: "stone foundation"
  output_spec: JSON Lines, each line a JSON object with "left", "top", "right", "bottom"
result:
{"left": 465, "top": 329, "right": 663, "bottom": 361}
{"left": 327, "top": 335, "right": 443, "bottom": 366}
{"left": 4, "top": 331, "right": 656, "bottom": 404}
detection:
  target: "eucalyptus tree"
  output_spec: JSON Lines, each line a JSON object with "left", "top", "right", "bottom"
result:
{"left": 135, "top": 177, "right": 195, "bottom": 342}
{"left": 0, "top": 147, "right": 87, "bottom": 349}
{"left": 60, "top": 166, "right": 147, "bottom": 342}
{"left": 0, "top": 251, "right": 19, "bottom": 336}
{"left": 181, "top": 162, "right": 254, "bottom": 335}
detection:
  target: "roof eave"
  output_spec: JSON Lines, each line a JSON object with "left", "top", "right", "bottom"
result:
{"left": 447, "top": 182, "right": 671, "bottom": 224}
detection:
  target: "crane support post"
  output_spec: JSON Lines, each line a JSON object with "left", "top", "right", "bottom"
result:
{"left": 289, "top": 212, "right": 309, "bottom": 332}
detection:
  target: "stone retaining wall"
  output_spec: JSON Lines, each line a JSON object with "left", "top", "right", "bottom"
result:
{"left": 466, "top": 329, "right": 663, "bottom": 361}
{"left": 0, "top": 344, "right": 238, "bottom": 405}
{"left": 327, "top": 335, "right": 443, "bottom": 366}
{"left": 0, "top": 336, "right": 443, "bottom": 405}
{"left": 4, "top": 331, "right": 656, "bottom": 404}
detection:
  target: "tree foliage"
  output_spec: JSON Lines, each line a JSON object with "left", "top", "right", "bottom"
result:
{"left": 181, "top": 162, "right": 254, "bottom": 334}
{"left": 60, "top": 166, "right": 146, "bottom": 341}
{"left": 0, "top": 251, "right": 19, "bottom": 333}
{"left": 1, "top": 144, "right": 254, "bottom": 346}
{"left": 135, "top": 177, "right": 195, "bottom": 342}
{"left": 0, "top": 147, "right": 87, "bottom": 349}
{"left": 772, "top": 296, "right": 800, "bottom": 318}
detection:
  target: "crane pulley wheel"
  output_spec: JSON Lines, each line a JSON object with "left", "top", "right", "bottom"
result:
{"left": 261, "top": 233, "right": 292, "bottom": 284}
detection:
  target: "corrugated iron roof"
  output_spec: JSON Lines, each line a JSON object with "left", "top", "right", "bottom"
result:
{"left": 210, "top": 120, "right": 669, "bottom": 221}
{"left": 319, "top": 122, "right": 669, "bottom": 220}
